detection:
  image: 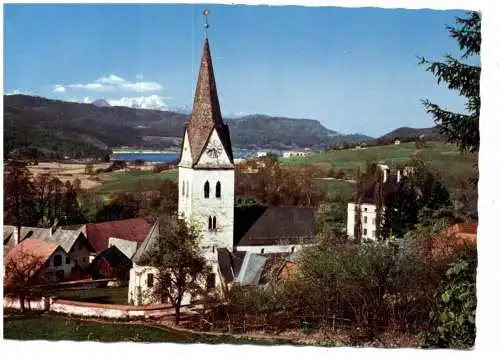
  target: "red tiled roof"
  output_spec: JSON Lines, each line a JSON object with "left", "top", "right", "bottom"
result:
{"left": 448, "top": 223, "right": 478, "bottom": 236}
{"left": 85, "top": 218, "right": 152, "bottom": 254}
{"left": 4, "top": 239, "right": 59, "bottom": 283}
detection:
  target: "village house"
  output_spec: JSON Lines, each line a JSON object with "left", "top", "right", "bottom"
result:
{"left": 346, "top": 164, "right": 408, "bottom": 241}
{"left": 282, "top": 150, "right": 307, "bottom": 158}
{"left": 87, "top": 245, "right": 132, "bottom": 280}
{"left": 82, "top": 218, "right": 153, "bottom": 260}
{"left": 4, "top": 238, "right": 72, "bottom": 283}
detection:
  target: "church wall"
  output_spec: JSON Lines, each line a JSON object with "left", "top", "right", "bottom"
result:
{"left": 179, "top": 168, "right": 234, "bottom": 251}
{"left": 196, "top": 129, "right": 232, "bottom": 167}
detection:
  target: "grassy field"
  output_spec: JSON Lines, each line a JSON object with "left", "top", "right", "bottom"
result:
{"left": 3, "top": 314, "right": 299, "bottom": 345}
{"left": 46, "top": 287, "right": 128, "bottom": 305}
{"left": 282, "top": 141, "right": 476, "bottom": 189}
{"left": 98, "top": 169, "right": 178, "bottom": 194}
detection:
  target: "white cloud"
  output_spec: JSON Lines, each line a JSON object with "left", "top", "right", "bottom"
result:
{"left": 97, "top": 74, "right": 126, "bottom": 85}
{"left": 83, "top": 96, "right": 92, "bottom": 103}
{"left": 120, "top": 81, "right": 163, "bottom": 92}
{"left": 6, "top": 89, "right": 24, "bottom": 95}
{"left": 108, "top": 94, "right": 169, "bottom": 110}
{"left": 68, "top": 83, "right": 114, "bottom": 92}
{"left": 53, "top": 85, "right": 66, "bottom": 93}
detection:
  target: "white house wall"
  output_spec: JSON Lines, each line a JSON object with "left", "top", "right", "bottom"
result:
{"left": 347, "top": 202, "right": 379, "bottom": 241}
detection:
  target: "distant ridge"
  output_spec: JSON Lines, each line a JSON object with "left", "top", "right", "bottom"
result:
{"left": 378, "top": 126, "right": 442, "bottom": 141}
{"left": 4, "top": 94, "right": 373, "bottom": 159}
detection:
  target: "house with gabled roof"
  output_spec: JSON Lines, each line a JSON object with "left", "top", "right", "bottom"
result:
{"left": 4, "top": 239, "right": 72, "bottom": 285}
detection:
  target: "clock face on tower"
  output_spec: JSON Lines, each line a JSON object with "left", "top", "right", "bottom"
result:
{"left": 206, "top": 140, "right": 223, "bottom": 159}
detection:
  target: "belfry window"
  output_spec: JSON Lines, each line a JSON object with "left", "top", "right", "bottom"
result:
{"left": 204, "top": 181, "right": 210, "bottom": 198}
{"left": 186, "top": 181, "right": 189, "bottom": 197}
{"left": 208, "top": 216, "right": 212, "bottom": 230}
{"left": 212, "top": 217, "right": 217, "bottom": 230}
{"left": 182, "top": 181, "right": 185, "bottom": 196}
{"left": 215, "top": 181, "right": 221, "bottom": 198}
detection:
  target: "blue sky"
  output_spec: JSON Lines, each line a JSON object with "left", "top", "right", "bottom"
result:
{"left": 4, "top": 4, "right": 474, "bottom": 137}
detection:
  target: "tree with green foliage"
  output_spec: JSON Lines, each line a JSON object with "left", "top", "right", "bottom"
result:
{"left": 137, "top": 217, "right": 209, "bottom": 324}
{"left": 420, "top": 11, "right": 480, "bottom": 153}
{"left": 374, "top": 168, "right": 384, "bottom": 240}
{"left": 420, "top": 247, "right": 477, "bottom": 349}
{"left": 4, "top": 160, "right": 37, "bottom": 239}
{"left": 354, "top": 167, "right": 363, "bottom": 242}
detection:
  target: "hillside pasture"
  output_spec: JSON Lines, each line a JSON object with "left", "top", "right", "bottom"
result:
{"left": 281, "top": 141, "right": 476, "bottom": 189}
{"left": 97, "top": 169, "right": 178, "bottom": 194}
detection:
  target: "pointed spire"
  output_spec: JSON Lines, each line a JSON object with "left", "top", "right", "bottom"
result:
{"left": 187, "top": 37, "right": 233, "bottom": 166}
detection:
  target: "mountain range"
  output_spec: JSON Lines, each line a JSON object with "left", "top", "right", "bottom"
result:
{"left": 3, "top": 94, "right": 434, "bottom": 160}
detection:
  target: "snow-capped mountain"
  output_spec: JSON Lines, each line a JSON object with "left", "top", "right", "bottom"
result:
{"left": 92, "top": 98, "right": 111, "bottom": 107}
{"left": 108, "top": 95, "right": 169, "bottom": 111}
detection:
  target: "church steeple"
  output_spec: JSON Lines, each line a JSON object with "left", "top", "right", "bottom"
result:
{"left": 186, "top": 36, "right": 234, "bottom": 167}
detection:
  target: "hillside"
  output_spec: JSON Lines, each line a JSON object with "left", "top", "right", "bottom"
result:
{"left": 3, "top": 95, "right": 372, "bottom": 158}
{"left": 378, "top": 126, "right": 442, "bottom": 141}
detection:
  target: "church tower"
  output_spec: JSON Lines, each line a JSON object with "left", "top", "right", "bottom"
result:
{"left": 177, "top": 30, "right": 235, "bottom": 258}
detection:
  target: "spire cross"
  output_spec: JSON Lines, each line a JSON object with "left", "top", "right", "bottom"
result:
{"left": 203, "top": 9, "right": 210, "bottom": 38}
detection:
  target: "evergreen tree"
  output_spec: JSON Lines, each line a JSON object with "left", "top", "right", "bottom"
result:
{"left": 354, "top": 167, "right": 363, "bottom": 243}
{"left": 420, "top": 11, "right": 480, "bottom": 153}
{"left": 374, "top": 168, "right": 384, "bottom": 240}
{"left": 4, "top": 160, "right": 36, "bottom": 239}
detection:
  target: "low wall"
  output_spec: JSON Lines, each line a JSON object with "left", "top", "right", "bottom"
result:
{"left": 4, "top": 296, "right": 195, "bottom": 320}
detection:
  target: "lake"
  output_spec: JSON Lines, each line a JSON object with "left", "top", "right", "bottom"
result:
{"left": 111, "top": 151, "right": 256, "bottom": 163}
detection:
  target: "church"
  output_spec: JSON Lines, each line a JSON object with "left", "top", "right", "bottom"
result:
{"left": 128, "top": 27, "right": 315, "bottom": 306}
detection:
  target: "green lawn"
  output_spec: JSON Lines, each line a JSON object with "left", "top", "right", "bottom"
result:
{"left": 46, "top": 287, "right": 128, "bottom": 305}
{"left": 3, "top": 314, "right": 300, "bottom": 345}
{"left": 281, "top": 141, "right": 476, "bottom": 189}
{"left": 98, "top": 169, "right": 178, "bottom": 194}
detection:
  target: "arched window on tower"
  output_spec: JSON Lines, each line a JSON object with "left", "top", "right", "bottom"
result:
{"left": 212, "top": 216, "right": 217, "bottom": 230}
{"left": 186, "top": 181, "right": 189, "bottom": 197}
{"left": 182, "top": 181, "right": 185, "bottom": 196}
{"left": 215, "top": 181, "right": 221, "bottom": 198}
{"left": 204, "top": 181, "right": 210, "bottom": 198}
{"left": 208, "top": 216, "right": 212, "bottom": 230}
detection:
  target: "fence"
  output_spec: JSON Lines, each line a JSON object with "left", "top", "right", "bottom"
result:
{"left": 3, "top": 295, "right": 196, "bottom": 320}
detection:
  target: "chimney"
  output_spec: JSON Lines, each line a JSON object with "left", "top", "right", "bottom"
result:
{"left": 397, "top": 170, "right": 401, "bottom": 183}
{"left": 13, "top": 228, "right": 19, "bottom": 246}
{"left": 383, "top": 168, "right": 388, "bottom": 183}
{"left": 50, "top": 218, "right": 59, "bottom": 236}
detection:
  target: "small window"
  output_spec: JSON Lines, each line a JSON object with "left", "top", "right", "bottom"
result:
{"left": 212, "top": 217, "right": 217, "bottom": 230}
{"left": 261, "top": 248, "right": 265, "bottom": 254}
{"left": 44, "top": 261, "right": 49, "bottom": 268}
{"left": 186, "top": 181, "right": 189, "bottom": 197}
{"left": 291, "top": 246, "right": 295, "bottom": 253}
{"left": 212, "top": 246, "right": 215, "bottom": 253}
{"left": 208, "top": 216, "right": 212, "bottom": 230}
{"left": 204, "top": 181, "right": 210, "bottom": 198}
{"left": 147, "top": 273, "right": 154, "bottom": 288}
{"left": 65, "top": 257, "right": 70, "bottom": 265}
{"left": 364, "top": 216, "right": 367, "bottom": 224}
{"left": 182, "top": 181, "right": 185, "bottom": 196}
{"left": 207, "top": 273, "right": 216, "bottom": 290}
{"left": 53, "top": 254, "right": 62, "bottom": 267}
{"left": 364, "top": 208, "right": 367, "bottom": 212}
{"left": 363, "top": 229, "right": 367, "bottom": 236}
{"left": 215, "top": 181, "right": 221, "bottom": 198}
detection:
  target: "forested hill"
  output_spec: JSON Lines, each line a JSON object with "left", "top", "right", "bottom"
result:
{"left": 3, "top": 95, "right": 372, "bottom": 159}
{"left": 378, "top": 126, "right": 442, "bottom": 141}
